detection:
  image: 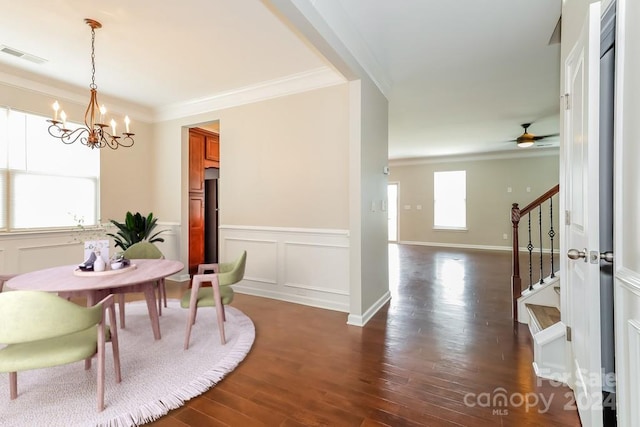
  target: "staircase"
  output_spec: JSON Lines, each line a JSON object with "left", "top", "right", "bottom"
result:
{"left": 511, "top": 184, "right": 567, "bottom": 383}
{"left": 517, "top": 273, "right": 566, "bottom": 382}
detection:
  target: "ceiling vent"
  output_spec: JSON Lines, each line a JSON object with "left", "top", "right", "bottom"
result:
{"left": 0, "top": 45, "right": 47, "bottom": 64}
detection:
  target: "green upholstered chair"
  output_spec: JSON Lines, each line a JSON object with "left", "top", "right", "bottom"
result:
{"left": 181, "top": 250, "right": 247, "bottom": 348}
{"left": 0, "top": 291, "right": 121, "bottom": 412}
{"left": 117, "top": 241, "right": 166, "bottom": 327}
{"left": 0, "top": 274, "right": 16, "bottom": 292}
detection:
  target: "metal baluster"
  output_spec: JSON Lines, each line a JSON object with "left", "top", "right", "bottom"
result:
{"left": 527, "top": 212, "right": 533, "bottom": 290}
{"left": 539, "top": 205, "right": 545, "bottom": 284}
{"left": 549, "top": 196, "right": 555, "bottom": 278}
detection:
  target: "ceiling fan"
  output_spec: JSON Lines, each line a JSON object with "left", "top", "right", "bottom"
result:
{"left": 512, "top": 123, "right": 559, "bottom": 148}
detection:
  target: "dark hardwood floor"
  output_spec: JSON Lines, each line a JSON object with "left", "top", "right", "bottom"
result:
{"left": 145, "top": 244, "right": 580, "bottom": 426}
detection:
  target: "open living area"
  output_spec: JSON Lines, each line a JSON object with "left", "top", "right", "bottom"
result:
{"left": 0, "top": 0, "right": 639, "bottom": 426}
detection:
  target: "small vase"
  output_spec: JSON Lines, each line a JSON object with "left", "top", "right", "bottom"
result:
{"left": 94, "top": 252, "right": 106, "bottom": 272}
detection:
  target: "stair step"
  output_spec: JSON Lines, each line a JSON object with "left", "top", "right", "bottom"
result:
{"left": 526, "top": 303, "right": 560, "bottom": 331}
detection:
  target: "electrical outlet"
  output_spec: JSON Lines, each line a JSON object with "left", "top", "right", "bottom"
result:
{"left": 503, "top": 233, "right": 508, "bottom": 240}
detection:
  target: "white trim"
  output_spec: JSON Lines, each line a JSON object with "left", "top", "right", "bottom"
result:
{"left": 400, "top": 240, "right": 512, "bottom": 252}
{"left": 616, "top": 267, "right": 640, "bottom": 298}
{"left": 347, "top": 290, "right": 391, "bottom": 327}
{"left": 154, "top": 67, "right": 345, "bottom": 122}
{"left": 399, "top": 240, "right": 561, "bottom": 254}
{"left": 219, "top": 224, "right": 349, "bottom": 236}
{"left": 0, "top": 70, "right": 154, "bottom": 123}
{"left": 389, "top": 147, "right": 559, "bottom": 166}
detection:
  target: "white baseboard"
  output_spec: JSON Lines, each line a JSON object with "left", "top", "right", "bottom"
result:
{"left": 398, "top": 240, "right": 561, "bottom": 254}
{"left": 347, "top": 291, "right": 391, "bottom": 327}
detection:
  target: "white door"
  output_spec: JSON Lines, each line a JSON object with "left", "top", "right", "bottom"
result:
{"left": 563, "top": 2, "right": 603, "bottom": 426}
{"left": 613, "top": 0, "right": 640, "bottom": 425}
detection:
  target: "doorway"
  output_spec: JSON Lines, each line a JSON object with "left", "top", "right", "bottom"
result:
{"left": 387, "top": 183, "right": 398, "bottom": 242}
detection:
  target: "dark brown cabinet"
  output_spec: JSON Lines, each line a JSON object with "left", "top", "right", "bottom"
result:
{"left": 205, "top": 133, "right": 219, "bottom": 165}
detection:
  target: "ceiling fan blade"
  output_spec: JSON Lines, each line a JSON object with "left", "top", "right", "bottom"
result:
{"left": 532, "top": 133, "right": 560, "bottom": 140}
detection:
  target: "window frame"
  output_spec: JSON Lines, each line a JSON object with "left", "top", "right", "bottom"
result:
{"left": 0, "top": 106, "right": 101, "bottom": 233}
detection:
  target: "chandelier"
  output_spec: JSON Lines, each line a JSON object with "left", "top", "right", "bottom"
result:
{"left": 47, "top": 18, "right": 134, "bottom": 149}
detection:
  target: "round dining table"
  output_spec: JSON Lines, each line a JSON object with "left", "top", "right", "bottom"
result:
{"left": 7, "top": 258, "right": 184, "bottom": 340}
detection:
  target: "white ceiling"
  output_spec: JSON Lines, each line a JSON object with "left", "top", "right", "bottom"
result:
{"left": 0, "top": 0, "right": 562, "bottom": 159}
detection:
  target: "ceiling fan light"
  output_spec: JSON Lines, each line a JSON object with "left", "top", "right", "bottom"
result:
{"left": 517, "top": 141, "right": 535, "bottom": 148}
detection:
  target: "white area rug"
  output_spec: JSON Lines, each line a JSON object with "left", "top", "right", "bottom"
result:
{"left": 0, "top": 299, "right": 255, "bottom": 427}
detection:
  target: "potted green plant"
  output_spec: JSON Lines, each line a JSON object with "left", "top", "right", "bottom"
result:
{"left": 106, "top": 211, "right": 167, "bottom": 251}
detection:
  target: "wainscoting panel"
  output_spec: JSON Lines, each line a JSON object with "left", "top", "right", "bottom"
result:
{"left": 0, "top": 223, "right": 186, "bottom": 282}
{"left": 223, "top": 237, "right": 278, "bottom": 286}
{"left": 219, "top": 225, "right": 350, "bottom": 312}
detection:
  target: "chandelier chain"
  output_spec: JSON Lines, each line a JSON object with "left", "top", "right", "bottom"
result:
{"left": 90, "top": 26, "right": 97, "bottom": 90}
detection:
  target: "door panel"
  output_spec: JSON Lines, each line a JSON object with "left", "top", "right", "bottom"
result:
{"left": 564, "top": 2, "right": 603, "bottom": 426}
{"left": 614, "top": 0, "right": 640, "bottom": 425}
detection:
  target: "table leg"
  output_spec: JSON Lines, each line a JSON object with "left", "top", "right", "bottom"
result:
{"left": 143, "top": 284, "right": 161, "bottom": 340}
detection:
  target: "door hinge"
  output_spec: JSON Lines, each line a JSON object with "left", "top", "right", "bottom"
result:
{"left": 565, "top": 210, "right": 571, "bottom": 225}
{"left": 563, "top": 93, "right": 571, "bottom": 110}
{"left": 566, "top": 326, "right": 572, "bottom": 342}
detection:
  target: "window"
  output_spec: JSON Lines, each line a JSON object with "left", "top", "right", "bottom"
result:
{"left": 434, "top": 170, "right": 466, "bottom": 229}
{"left": 0, "top": 107, "right": 100, "bottom": 230}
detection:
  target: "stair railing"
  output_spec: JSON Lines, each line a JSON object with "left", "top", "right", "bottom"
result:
{"left": 511, "top": 184, "right": 559, "bottom": 321}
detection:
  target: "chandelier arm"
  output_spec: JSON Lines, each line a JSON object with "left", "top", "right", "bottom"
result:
{"left": 47, "top": 125, "right": 89, "bottom": 145}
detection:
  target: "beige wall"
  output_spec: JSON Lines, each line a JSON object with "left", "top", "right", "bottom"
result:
{"left": 152, "top": 84, "right": 352, "bottom": 276}
{"left": 389, "top": 152, "right": 560, "bottom": 248}
{"left": 217, "top": 86, "right": 350, "bottom": 229}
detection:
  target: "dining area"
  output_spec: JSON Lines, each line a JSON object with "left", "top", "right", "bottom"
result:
{"left": 0, "top": 245, "right": 184, "bottom": 411}
{"left": 0, "top": 234, "right": 252, "bottom": 425}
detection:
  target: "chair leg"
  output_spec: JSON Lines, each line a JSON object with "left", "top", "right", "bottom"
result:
{"left": 215, "top": 304, "right": 226, "bottom": 345}
{"left": 9, "top": 372, "right": 17, "bottom": 400}
{"left": 211, "top": 284, "right": 226, "bottom": 345}
{"left": 184, "top": 306, "right": 197, "bottom": 350}
{"left": 97, "top": 322, "right": 106, "bottom": 412}
{"left": 85, "top": 358, "right": 92, "bottom": 370}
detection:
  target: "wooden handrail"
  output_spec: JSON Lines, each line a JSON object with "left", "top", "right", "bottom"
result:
{"left": 519, "top": 184, "right": 560, "bottom": 216}
{"left": 511, "top": 184, "right": 559, "bottom": 321}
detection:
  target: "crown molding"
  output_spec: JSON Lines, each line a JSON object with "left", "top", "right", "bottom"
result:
{"left": 0, "top": 69, "right": 154, "bottom": 123}
{"left": 153, "top": 66, "right": 345, "bottom": 122}
{"left": 389, "top": 146, "right": 560, "bottom": 167}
